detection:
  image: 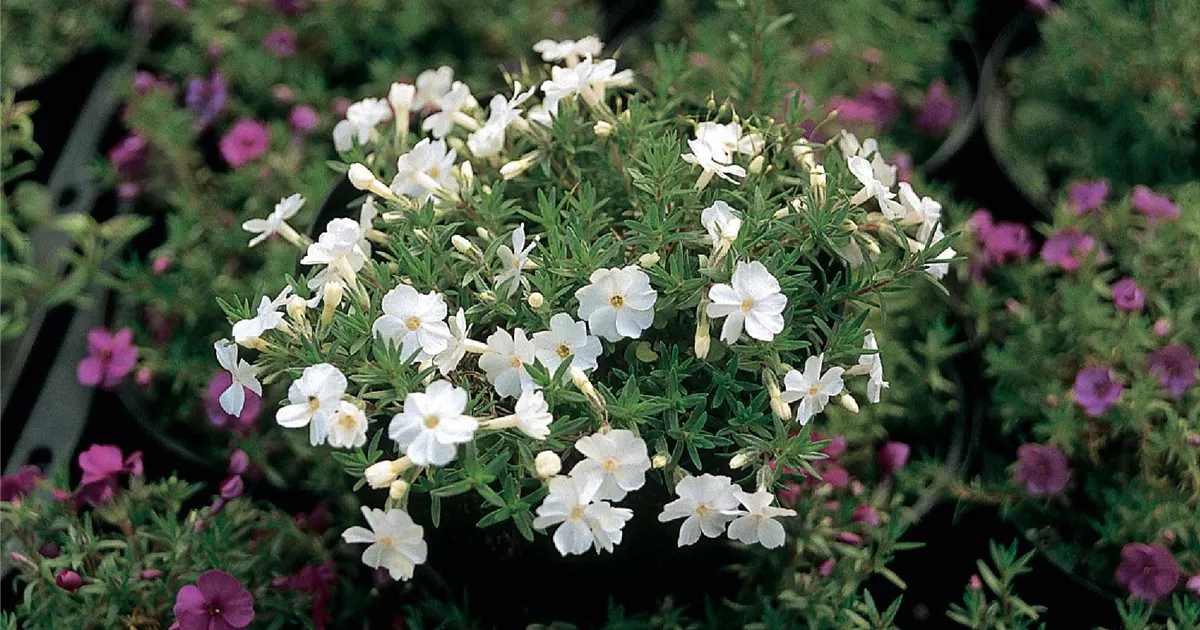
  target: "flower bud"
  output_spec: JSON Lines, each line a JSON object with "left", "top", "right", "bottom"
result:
{"left": 348, "top": 163, "right": 397, "bottom": 200}
{"left": 838, "top": 393, "right": 859, "bottom": 414}
{"left": 459, "top": 160, "right": 474, "bottom": 188}
{"left": 792, "top": 141, "right": 816, "bottom": 170}
{"left": 388, "top": 82, "right": 415, "bottom": 128}
{"left": 838, "top": 531, "right": 863, "bottom": 545}
{"left": 527, "top": 292, "right": 544, "bottom": 308}
{"left": 729, "top": 453, "right": 752, "bottom": 469}
{"left": 968, "top": 574, "right": 983, "bottom": 591}
{"left": 651, "top": 454, "right": 669, "bottom": 469}
{"left": 878, "top": 441, "right": 911, "bottom": 474}
{"left": 851, "top": 504, "right": 880, "bottom": 527}
{"left": 810, "top": 165, "right": 827, "bottom": 204}
{"left": 135, "top": 366, "right": 153, "bottom": 389}
{"left": 39, "top": 543, "right": 61, "bottom": 559}
{"left": 694, "top": 306, "right": 711, "bottom": 360}
{"left": 140, "top": 569, "right": 163, "bottom": 581}
{"left": 765, "top": 371, "right": 792, "bottom": 421}
{"left": 500, "top": 151, "right": 541, "bottom": 180}
{"left": 772, "top": 207, "right": 790, "bottom": 219}
{"left": 228, "top": 449, "right": 250, "bottom": 475}
{"left": 593, "top": 120, "right": 613, "bottom": 137}
{"left": 451, "top": 234, "right": 473, "bottom": 254}
{"left": 1153, "top": 318, "right": 1171, "bottom": 337}
{"left": 479, "top": 290, "right": 496, "bottom": 303}
{"left": 219, "top": 475, "right": 244, "bottom": 501}
{"left": 286, "top": 295, "right": 308, "bottom": 326}
{"left": 365, "top": 460, "right": 403, "bottom": 489}
{"left": 55, "top": 570, "right": 83, "bottom": 592}
{"left": 320, "top": 280, "right": 344, "bottom": 325}
{"left": 475, "top": 226, "right": 492, "bottom": 239}
{"left": 535, "top": 451, "right": 562, "bottom": 478}
{"left": 748, "top": 155, "right": 764, "bottom": 175}
{"left": 638, "top": 252, "right": 660, "bottom": 268}
{"left": 388, "top": 479, "right": 409, "bottom": 501}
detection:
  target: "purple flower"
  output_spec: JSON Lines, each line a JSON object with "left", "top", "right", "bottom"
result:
{"left": 1067, "top": 178, "right": 1109, "bottom": 215}
{"left": 809, "top": 38, "right": 833, "bottom": 59}
{"left": 132, "top": 71, "right": 170, "bottom": 96}
{"left": 289, "top": 104, "right": 319, "bottom": 135}
{"left": 262, "top": 27, "right": 297, "bottom": 58}
{"left": 174, "top": 570, "right": 255, "bottom": 630}
{"left": 55, "top": 570, "right": 83, "bottom": 592}
{"left": 856, "top": 83, "right": 899, "bottom": 130}
{"left": 1131, "top": 185, "right": 1181, "bottom": 225}
{"left": 0, "top": 465, "right": 43, "bottom": 502}
{"left": 185, "top": 73, "right": 228, "bottom": 131}
{"left": 1013, "top": 443, "right": 1070, "bottom": 496}
{"left": 1110, "top": 278, "right": 1145, "bottom": 313}
{"left": 1115, "top": 543, "right": 1179, "bottom": 602}
{"left": 970, "top": 210, "right": 1034, "bottom": 277}
{"left": 1187, "top": 573, "right": 1200, "bottom": 599}
{"left": 892, "top": 151, "right": 914, "bottom": 183}
{"left": 270, "top": 0, "right": 307, "bottom": 14}
{"left": 76, "top": 444, "right": 143, "bottom": 506}
{"left": 228, "top": 450, "right": 250, "bottom": 475}
{"left": 107, "top": 134, "right": 149, "bottom": 200}
{"left": 77, "top": 328, "right": 138, "bottom": 389}
{"left": 878, "top": 441, "right": 910, "bottom": 474}
{"left": 204, "top": 370, "right": 262, "bottom": 432}
{"left": 1146, "top": 344, "right": 1198, "bottom": 398}
{"left": 825, "top": 96, "right": 880, "bottom": 130}
{"left": 1040, "top": 228, "right": 1097, "bottom": 271}
{"left": 219, "top": 119, "right": 270, "bottom": 168}
{"left": 273, "top": 561, "right": 335, "bottom": 629}
{"left": 1072, "top": 366, "right": 1123, "bottom": 416}
{"left": 851, "top": 504, "right": 880, "bottom": 527}
{"left": 819, "top": 464, "right": 850, "bottom": 489}
{"left": 219, "top": 475, "right": 244, "bottom": 501}
{"left": 915, "top": 79, "right": 960, "bottom": 136}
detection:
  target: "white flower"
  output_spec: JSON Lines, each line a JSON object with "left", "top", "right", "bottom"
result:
{"left": 357, "top": 197, "right": 378, "bottom": 255}
{"left": 724, "top": 489, "right": 795, "bottom": 548}
{"left": 342, "top": 506, "right": 427, "bottom": 581}
{"left": 242, "top": 194, "right": 305, "bottom": 247}
{"left": 695, "top": 122, "right": 763, "bottom": 159}
{"left": 421, "top": 81, "right": 475, "bottom": 139}
{"left": 700, "top": 200, "right": 742, "bottom": 248}
{"left": 390, "top": 138, "right": 459, "bottom": 204}
{"left": 432, "top": 308, "right": 471, "bottom": 375}
{"left": 372, "top": 284, "right": 452, "bottom": 361}
{"left": 705, "top": 261, "right": 787, "bottom": 344}
{"left": 575, "top": 266, "right": 658, "bottom": 342}
{"left": 533, "top": 36, "right": 604, "bottom": 63}
{"left": 541, "top": 57, "right": 633, "bottom": 114}
{"left": 848, "top": 155, "right": 903, "bottom": 216}
{"left": 781, "top": 354, "right": 845, "bottom": 425}
{"left": 214, "top": 339, "right": 262, "bottom": 417}
{"left": 478, "top": 328, "right": 538, "bottom": 398}
{"left": 276, "top": 363, "right": 347, "bottom": 446}
{"left": 388, "top": 380, "right": 477, "bottom": 466}
{"left": 231, "top": 286, "right": 292, "bottom": 346}
{"left": 301, "top": 218, "right": 367, "bottom": 295}
{"left": 895, "top": 182, "right": 939, "bottom": 229}
{"left": 859, "top": 330, "right": 888, "bottom": 404}
{"left": 569, "top": 428, "right": 651, "bottom": 501}
{"left": 512, "top": 389, "right": 553, "bottom": 440}
{"left": 837, "top": 130, "right": 878, "bottom": 159}
{"left": 413, "top": 66, "right": 454, "bottom": 111}
{"left": 657, "top": 473, "right": 739, "bottom": 547}
{"left": 535, "top": 451, "right": 562, "bottom": 478}
{"left": 532, "top": 313, "right": 603, "bottom": 378}
{"left": 682, "top": 137, "right": 747, "bottom": 185}
{"left": 332, "top": 98, "right": 393, "bottom": 152}
{"left": 327, "top": 400, "right": 368, "bottom": 449}
{"left": 364, "top": 459, "right": 407, "bottom": 489}
{"left": 871, "top": 152, "right": 897, "bottom": 190}
{"left": 495, "top": 224, "right": 536, "bottom": 297}
{"left": 467, "top": 84, "right": 536, "bottom": 158}
{"left": 532, "top": 474, "right": 633, "bottom": 556}
{"left": 388, "top": 82, "right": 415, "bottom": 122}
{"left": 917, "top": 223, "right": 955, "bottom": 280}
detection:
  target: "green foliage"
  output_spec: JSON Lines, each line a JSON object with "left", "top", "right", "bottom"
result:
{"left": 946, "top": 540, "right": 1045, "bottom": 629}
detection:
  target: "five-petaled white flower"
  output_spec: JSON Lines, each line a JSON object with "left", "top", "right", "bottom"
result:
{"left": 432, "top": 308, "right": 471, "bottom": 375}
{"left": 897, "top": 182, "right": 942, "bottom": 229}
{"left": 838, "top": 130, "right": 878, "bottom": 159}
{"left": 511, "top": 389, "right": 554, "bottom": 440}
{"left": 847, "top": 155, "right": 902, "bottom": 217}
{"left": 569, "top": 429, "right": 651, "bottom": 501}
{"left": 682, "top": 137, "right": 747, "bottom": 185}
{"left": 390, "top": 138, "right": 459, "bottom": 204}
{"left": 700, "top": 200, "right": 742, "bottom": 249}
{"left": 301, "top": 218, "right": 367, "bottom": 295}
{"left": 232, "top": 286, "right": 292, "bottom": 346}
{"left": 706, "top": 261, "right": 787, "bottom": 344}
{"left": 495, "top": 224, "right": 536, "bottom": 297}
{"left": 214, "top": 339, "right": 262, "bottom": 417}
{"left": 422, "top": 81, "right": 475, "bottom": 139}
{"left": 695, "top": 122, "right": 763, "bottom": 159}
{"left": 467, "top": 84, "right": 536, "bottom": 158}
{"left": 781, "top": 354, "right": 845, "bottom": 425}
{"left": 724, "top": 489, "right": 795, "bottom": 549}
{"left": 533, "top": 474, "right": 633, "bottom": 556}
{"left": 657, "top": 473, "right": 740, "bottom": 547}
{"left": 372, "top": 283, "right": 452, "bottom": 361}
{"left": 478, "top": 328, "right": 539, "bottom": 398}
{"left": 243, "top": 194, "right": 305, "bottom": 247}
{"left": 859, "top": 330, "right": 889, "bottom": 404}
{"left": 276, "top": 363, "right": 347, "bottom": 446}
{"left": 327, "top": 400, "right": 369, "bottom": 449}
{"left": 342, "top": 506, "right": 427, "bottom": 581}
{"left": 575, "top": 266, "right": 658, "bottom": 342}
{"left": 915, "top": 222, "right": 955, "bottom": 280}
{"left": 413, "top": 66, "right": 454, "bottom": 111}
{"left": 388, "top": 380, "right": 478, "bottom": 466}
{"left": 533, "top": 36, "right": 604, "bottom": 64}
{"left": 532, "top": 313, "right": 603, "bottom": 377}
{"left": 541, "top": 57, "right": 633, "bottom": 114}
{"left": 333, "top": 98, "right": 393, "bottom": 152}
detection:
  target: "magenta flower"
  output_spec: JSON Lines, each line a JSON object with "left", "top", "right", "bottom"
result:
{"left": 857, "top": 83, "right": 899, "bottom": 130}
{"left": 1131, "top": 185, "right": 1181, "bottom": 225}
{"left": 819, "top": 463, "right": 850, "bottom": 489}
{"left": 174, "top": 570, "right": 255, "bottom": 630}
{"left": 915, "top": 79, "right": 960, "bottom": 136}
{"left": 1072, "top": 366, "right": 1122, "bottom": 416}
{"left": 77, "top": 328, "right": 138, "bottom": 389}
{"left": 272, "top": 561, "right": 335, "bottom": 629}
{"left": 825, "top": 96, "right": 880, "bottom": 130}
{"left": 1040, "top": 228, "right": 1097, "bottom": 271}
{"left": 0, "top": 465, "right": 43, "bottom": 502}
{"left": 851, "top": 504, "right": 880, "bottom": 527}
{"left": 228, "top": 450, "right": 250, "bottom": 475}
{"left": 263, "top": 26, "right": 297, "bottom": 58}
{"left": 1013, "top": 443, "right": 1070, "bottom": 496}
{"left": 1187, "top": 573, "right": 1200, "bottom": 599}
{"left": 219, "top": 119, "right": 270, "bottom": 168}
{"left": 1115, "top": 543, "right": 1179, "bottom": 602}
{"left": 204, "top": 370, "right": 262, "bottom": 432}
{"left": 107, "top": 134, "right": 149, "bottom": 200}
{"left": 76, "top": 444, "right": 143, "bottom": 506}
{"left": 1110, "top": 278, "right": 1145, "bottom": 313}
{"left": 55, "top": 570, "right": 83, "bottom": 592}
{"left": 289, "top": 104, "right": 318, "bottom": 135}
{"left": 970, "top": 209, "right": 1034, "bottom": 277}
{"left": 1067, "top": 178, "right": 1109, "bottom": 215}
{"left": 1146, "top": 344, "right": 1198, "bottom": 398}
{"left": 776, "top": 481, "right": 801, "bottom": 506}
{"left": 185, "top": 73, "right": 228, "bottom": 131}
{"left": 878, "top": 441, "right": 910, "bottom": 474}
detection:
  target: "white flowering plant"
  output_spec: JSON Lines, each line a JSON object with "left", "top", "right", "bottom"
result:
{"left": 213, "top": 33, "right": 956, "bottom": 583}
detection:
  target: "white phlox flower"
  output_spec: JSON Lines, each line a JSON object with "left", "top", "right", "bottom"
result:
{"left": 333, "top": 98, "right": 393, "bottom": 152}
{"left": 848, "top": 155, "right": 903, "bottom": 217}
{"left": 858, "top": 330, "right": 888, "bottom": 403}
{"left": 372, "top": 284, "right": 452, "bottom": 361}
{"left": 301, "top": 218, "right": 367, "bottom": 298}
{"left": 780, "top": 353, "right": 845, "bottom": 425}
{"left": 413, "top": 66, "right": 454, "bottom": 111}
{"left": 532, "top": 313, "right": 603, "bottom": 378}
{"left": 421, "top": 81, "right": 477, "bottom": 139}
{"left": 532, "top": 474, "right": 633, "bottom": 556}
{"left": 914, "top": 222, "right": 954, "bottom": 280}
{"left": 657, "top": 473, "right": 739, "bottom": 547}
{"left": 388, "top": 379, "right": 477, "bottom": 466}
{"left": 700, "top": 200, "right": 742, "bottom": 250}
{"left": 482, "top": 388, "right": 554, "bottom": 440}
{"left": 327, "top": 400, "right": 369, "bottom": 449}
{"left": 342, "top": 506, "right": 427, "bottom": 581}
{"left": 705, "top": 261, "right": 787, "bottom": 344}
{"left": 390, "top": 138, "right": 460, "bottom": 204}
{"left": 837, "top": 130, "right": 879, "bottom": 159}
{"left": 541, "top": 56, "right": 633, "bottom": 114}
{"left": 494, "top": 224, "right": 537, "bottom": 297}
{"left": 695, "top": 121, "right": 764, "bottom": 159}
{"left": 533, "top": 36, "right": 604, "bottom": 64}
{"left": 232, "top": 285, "right": 292, "bottom": 347}
{"left": 467, "top": 83, "right": 537, "bottom": 158}
{"left": 724, "top": 489, "right": 795, "bottom": 548}
{"left": 682, "top": 136, "right": 747, "bottom": 188}
{"left": 575, "top": 266, "right": 658, "bottom": 342}
{"left": 478, "top": 327, "right": 538, "bottom": 398}
{"left": 243, "top": 194, "right": 305, "bottom": 247}
{"left": 214, "top": 339, "right": 262, "bottom": 417}
{"left": 568, "top": 428, "right": 651, "bottom": 501}
{"left": 276, "top": 363, "right": 347, "bottom": 446}
{"left": 432, "top": 308, "right": 472, "bottom": 375}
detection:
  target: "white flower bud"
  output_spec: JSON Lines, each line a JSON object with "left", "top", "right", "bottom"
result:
{"left": 365, "top": 460, "right": 401, "bottom": 489}
{"left": 500, "top": 150, "right": 541, "bottom": 180}
{"left": 838, "top": 393, "right": 860, "bottom": 414}
{"left": 638, "top": 252, "right": 660, "bottom": 268}
{"left": 412, "top": 228, "right": 429, "bottom": 242}
{"left": 651, "top": 454, "right": 669, "bottom": 469}
{"left": 535, "top": 451, "right": 562, "bottom": 478}
{"left": 791, "top": 141, "right": 816, "bottom": 170}
{"left": 479, "top": 290, "right": 496, "bottom": 303}
{"left": 475, "top": 226, "right": 492, "bottom": 240}
{"left": 765, "top": 372, "right": 792, "bottom": 421}
{"left": 388, "top": 479, "right": 410, "bottom": 500}
{"left": 451, "top": 234, "right": 473, "bottom": 254}
{"left": 388, "top": 83, "right": 415, "bottom": 131}
{"left": 729, "top": 453, "right": 752, "bottom": 469}
{"left": 527, "top": 292, "right": 544, "bottom": 308}
{"left": 319, "top": 280, "right": 344, "bottom": 325}
{"left": 810, "top": 165, "right": 827, "bottom": 204}
{"left": 286, "top": 295, "right": 308, "bottom": 325}
{"left": 694, "top": 307, "right": 711, "bottom": 360}
{"left": 348, "top": 163, "right": 399, "bottom": 201}
{"left": 748, "top": 155, "right": 764, "bottom": 175}
{"left": 459, "top": 160, "right": 474, "bottom": 188}
{"left": 772, "top": 207, "right": 790, "bottom": 219}
{"left": 593, "top": 120, "right": 613, "bottom": 137}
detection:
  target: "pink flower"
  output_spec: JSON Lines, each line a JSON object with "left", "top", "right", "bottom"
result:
{"left": 777, "top": 481, "right": 801, "bottom": 506}
{"left": 135, "top": 366, "right": 153, "bottom": 389}
{"left": 1040, "top": 228, "right": 1097, "bottom": 271}
{"left": 819, "top": 464, "right": 850, "bottom": 489}
{"left": 892, "top": 151, "right": 914, "bottom": 183}
{"left": 1115, "top": 543, "right": 1179, "bottom": 602}
{"left": 1072, "top": 366, "right": 1122, "bottom": 416}
{"left": 1013, "top": 443, "right": 1070, "bottom": 496}
{"left": 289, "top": 104, "right": 319, "bottom": 135}
{"left": 851, "top": 504, "right": 880, "bottom": 527}
{"left": 0, "top": 465, "right": 43, "bottom": 502}
{"left": 76, "top": 444, "right": 143, "bottom": 506}
{"left": 55, "top": 570, "right": 83, "bottom": 592}
{"left": 1131, "top": 185, "right": 1180, "bottom": 225}
{"left": 77, "top": 328, "right": 138, "bottom": 389}
{"left": 1110, "top": 278, "right": 1145, "bottom": 313}
{"left": 818, "top": 557, "right": 837, "bottom": 577}
{"left": 857, "top": 83, "right": 899, "bottom": 130}
{"left": 151, "top": 255, "right": 173, "bottom": 275}
{"left": 203, "top": 370, "right": 262, "bottom": 433}
{"left": 228, "top": 450, "right": 250, "bottom": 475}
{"left": 861, "top": 48, "right": 883, "bottom": 65}
{"left": 107, "top": 134, "right": 149, "bottom": 200}
{"left": 1146, "top": 344, "right": 1198, "bottom": 398}
{"left": 1153, "top": 319, "right": 1171, "bottom": 337}
{"left": 273, "top": 562, "right": 335, "bottom": 629}
{"left": 1067, "top": 179, "right": 1109, "bottom": 215}
{"left": 219, "top": 119, "right": 270, "bottom": 168}
{"left": 915, "top": 79, "right": 959, "bottom": 136}
{"left": 969, "top": 209, "right": 1033, "bottom": 278}
{"left": 219, "top": 475, "right": 244, "bottom": 501}
{"left": 809, "top": 38, "right": 833, "bottom": 59}
{"left": 878, "top": 441, "right": 910, "bottom": 475}
{"left": 174, "top": 570, "right": 255, "bottom": 630}
{"left": 262, "top": 26, "right": 297, "bottom": 58}
{"left": 1187, "top": 573, "right": 1200, "bottom": 599}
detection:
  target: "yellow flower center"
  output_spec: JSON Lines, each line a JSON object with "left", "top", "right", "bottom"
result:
{"left": 741, "top": 297, "right": 754, "bottom": 313}
{"left": 405, "top": 316, "right": 422, "bottom": 331}
{"left": 601, "top": 458, "right": 618, "bottom": 472}
{"left": 569, "top": 505, "right": 585, "bottom": 520}
{"left": 338, "top": 413, "right": 358, "bottom": 430}
{"left": 423, "top": 414, "right": 440, "bottom": 429}
{"left": 376, "top": 535, "right": 396, "bottom": 549}
{"left": 556, "top": 344, "right": 572, "bottom": 358}
{"left": 808, "top": 384, "right": 820, "bottom": 396}
{"left": 508, "top": 356, "right": 522, "bottom": 368}
{"left": 609, "top": 294, "right": 625, "bottom": 308}
{"left": 306, "top": 396, "right": 321, "bottom": 413}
